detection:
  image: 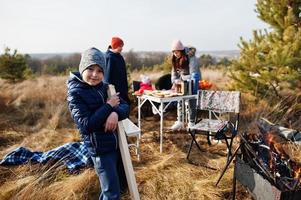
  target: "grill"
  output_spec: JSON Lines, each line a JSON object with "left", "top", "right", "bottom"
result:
{"left": 235, "top": 156, "right": 301, "bottom": 200}
{"left": 218, "top": 118, "right": 301, "bottom": 199}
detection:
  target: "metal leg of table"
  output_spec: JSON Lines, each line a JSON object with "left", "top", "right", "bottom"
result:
{"left": 160, "top": 102, "right": 164, "bottom": 153}
{"left": 182, "top": 99, "right": 185, "bottom": 128}
{"left": 138, "top": 97, "right": 141, "bottom": 129}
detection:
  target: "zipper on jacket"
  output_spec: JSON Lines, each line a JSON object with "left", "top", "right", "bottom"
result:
{"left": 94, "top": 85, "right": 117, "bottom": 150}
{"left": 90, "top": 133, "right": 97, "bottom": 148}
{"left": 96, "top": 90, "right": 105, "bottom": 104}
{"left": 91, "top": 86, "right": 106, "bottom": 104}
{"left": 113, "top": 132, "right": 118, "bottom": 149}
{"left": 96, "top": 86, "right": 117, "bottom": 149}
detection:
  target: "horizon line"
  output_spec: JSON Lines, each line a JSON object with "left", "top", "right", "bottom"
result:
{"left": 26, "top": 49, "right": 240, "bottom": 55}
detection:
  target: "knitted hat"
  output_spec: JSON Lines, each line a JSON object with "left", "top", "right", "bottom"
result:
{"left": 187, "top": 46, "right": 196, "bottom": 56}
{"left": 140, "top": 74, "right": 151, "bottom": 84}
{"left": 171, "top": 40, "right": 184, "bottom": 51}
{"left": 111, "top": 37, "right": 124, "bottom": 49}
{"left": 79, "top": 47, "right": 106, "bottom": 75}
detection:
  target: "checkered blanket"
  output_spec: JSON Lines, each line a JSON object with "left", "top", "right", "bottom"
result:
{"left": 0, "top": 142, "right": 92, "bottom": 171}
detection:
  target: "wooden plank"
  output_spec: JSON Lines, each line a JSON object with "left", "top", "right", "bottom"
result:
{"left": 107, "top": 85, "right": 140, "bottom": 200}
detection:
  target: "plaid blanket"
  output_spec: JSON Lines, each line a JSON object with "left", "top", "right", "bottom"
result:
{"left": 0, "top": 142, "right": 92, "bottom": 171}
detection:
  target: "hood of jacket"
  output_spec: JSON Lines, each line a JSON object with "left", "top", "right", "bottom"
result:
{"left": 106, "top": 49, "right": 123, "bottom": 59}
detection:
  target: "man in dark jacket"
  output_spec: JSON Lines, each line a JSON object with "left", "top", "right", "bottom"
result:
{"left": 67, "top": 47, "right": 129, "bottom": 200}
{"left": 105, "top": 37, "right": 131, "bottom": 106}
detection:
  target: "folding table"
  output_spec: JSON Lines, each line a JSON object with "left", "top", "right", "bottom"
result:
{"left": 137, "top": 94, "right": 197, "bottom": 153}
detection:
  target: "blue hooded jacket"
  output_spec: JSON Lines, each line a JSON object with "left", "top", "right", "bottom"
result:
{"left": 67, "top": 48, "right": 129, "bottom": 156}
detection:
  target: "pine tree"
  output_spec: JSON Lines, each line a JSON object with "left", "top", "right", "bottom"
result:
{"left": 229, "top": 0, "right": 301, "bottom": 100}
{"left": 0, "top": 48, "right": 31, "bottom": 82}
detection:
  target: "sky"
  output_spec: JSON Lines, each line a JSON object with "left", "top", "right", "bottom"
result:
{"left": 0, "top": 0, "right": 269, "bottom": 54}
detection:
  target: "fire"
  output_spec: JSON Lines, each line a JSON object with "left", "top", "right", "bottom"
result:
{"left": 266, "top": 132, "right": 275, "bottom": 146}
{"left": 250, "top": 118, "right": 301, "bottom": 190}
{"left": 265, "top": 133, "right": 284, "bottom": 169}
{"left": 292, "top": 163, "right": 301, "bottom": 183}
{"left": 266, "top": 133, "right": 285, "bottom": 154}
{"left": 264, "top": 132, "right": 301, "bottom": 185}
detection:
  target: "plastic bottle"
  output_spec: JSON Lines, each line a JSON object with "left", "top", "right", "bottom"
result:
{"left": 191, "top": 72, "right": 200, "bottom": 94}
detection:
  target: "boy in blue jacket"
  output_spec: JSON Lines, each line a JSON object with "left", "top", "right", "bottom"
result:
{"left": 67, "top": 47, "right": 129, "bottom": 200}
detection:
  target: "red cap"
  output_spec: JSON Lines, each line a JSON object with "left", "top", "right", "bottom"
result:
{"left": 111, "top": 37, "right": 124, "bottom": 49}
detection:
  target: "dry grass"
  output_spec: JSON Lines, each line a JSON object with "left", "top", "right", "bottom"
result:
{"left": 133, "top": 135, "right": 235, "bottom": 200}
{"left": 3, "top": 69, "right": 297, "bottom": 200}
{"left": 129, "top": 68, "right": 228, "bottom": 91}
{"left": 283, "top": 142, "right": 301, "bottom": 163}
{"left": 201, "top": 68, "right": 229, "bottom": 90}
{"left": 0, "top": 128, "right": 80, "bottom": 159}
{"left": 0, "top": 76, "right": 73, "bottom": 132}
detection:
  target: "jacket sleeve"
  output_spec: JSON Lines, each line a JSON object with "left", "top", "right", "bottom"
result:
{"left": 189, "top": 56, "right": 200, "bottom": 74}
{"left": 113, "top": 98, "right": 129, "bottom": 120}
{"left": 171, "top": 67, "right": 180, "bottom": 84}
{"left": 68, "top": 90, "right": 114, "bottom": 134}
{"left": 104, "top": 56, "right": 112, "bottom": 83}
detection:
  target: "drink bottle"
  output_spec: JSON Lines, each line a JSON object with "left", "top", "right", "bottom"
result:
{"left": 191, "top": 72, "right": 200, "bottom": 94}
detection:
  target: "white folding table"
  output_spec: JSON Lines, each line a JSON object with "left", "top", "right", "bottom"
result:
{"left": 137, "top": 94, "right": 197, "bottom": 153}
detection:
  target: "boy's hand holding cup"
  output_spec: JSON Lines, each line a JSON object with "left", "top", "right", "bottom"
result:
{"left": 107, "top": 92, "right": 120, "bottom": 107}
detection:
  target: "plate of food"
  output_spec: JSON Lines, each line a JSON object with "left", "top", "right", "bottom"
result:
{"left": 144, "top": 90, "right": 182, "bottom": 98}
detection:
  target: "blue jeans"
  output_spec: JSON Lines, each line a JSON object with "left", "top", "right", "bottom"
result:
{"left": 92, "top": 151, "right": 120, "bottom": 200}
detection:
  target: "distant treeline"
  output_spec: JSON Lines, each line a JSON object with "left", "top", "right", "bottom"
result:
{"left": 0, "top": 47, "right": 233, "bottom": 82}
{"left": 26, "top": 50, "right": 232, "bottom": 76}
{"left": 27, "top": 53, "right": 81, "bottom": 75}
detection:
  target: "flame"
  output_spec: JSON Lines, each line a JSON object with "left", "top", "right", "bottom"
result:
{"left": 265, "top": 132, "right": 301, "bottom": 184}
{"left": 266, "top": 133, "right": 277, "bottom": 169}
{"left": 266, "top": 133, "right": 275, "bottom": 146}
{"left": 292, "top": 163, "right": 301, "bottom": 183}
{"left": 265, "top": 132, "right": 288, "bottom": 156}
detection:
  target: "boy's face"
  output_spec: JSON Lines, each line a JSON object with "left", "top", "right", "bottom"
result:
{"left": 82, "top": 64, "right": 103, "bottom": 86}
{"left": 115, "top": 45, "right": 123, "bottom": 53}
{"left": 188, "top": 48, "right": 195, "bottom": 57}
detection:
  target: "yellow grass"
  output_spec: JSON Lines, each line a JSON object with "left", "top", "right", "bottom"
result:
{"left": 129, "top": 68, "right": 227, "bottom": 90}
{"left": 0, "top": 70, "right": 273, "bottom": 200}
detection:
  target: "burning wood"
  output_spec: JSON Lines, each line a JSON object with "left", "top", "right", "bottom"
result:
{"left": 241, "top": 118, "right": 301, "bottom": 191}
